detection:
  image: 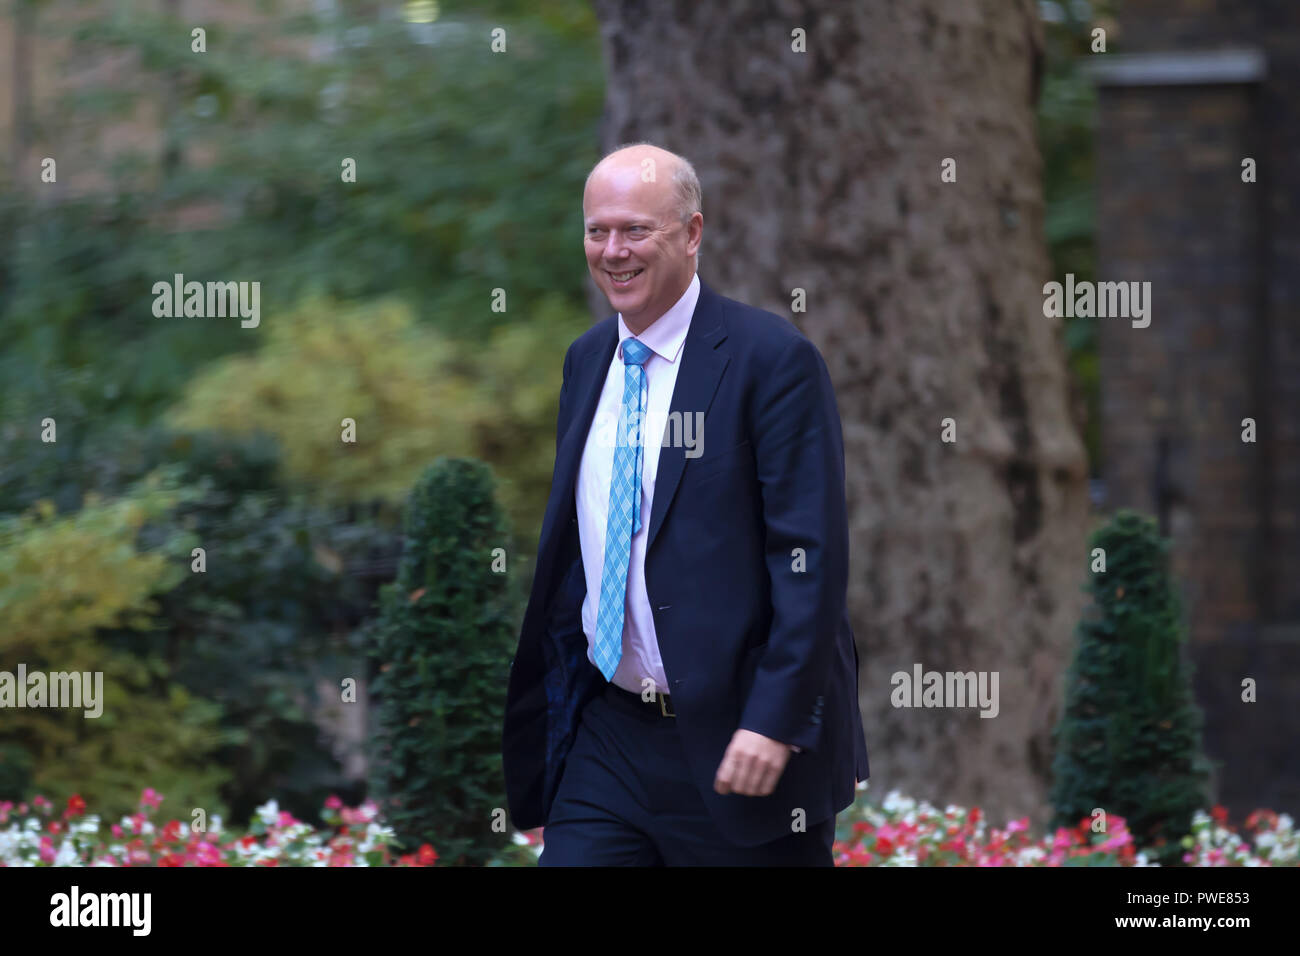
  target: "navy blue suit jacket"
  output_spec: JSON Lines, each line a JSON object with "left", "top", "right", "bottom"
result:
{"left": 502, "top": 278, "right": 869, "bottom": 847}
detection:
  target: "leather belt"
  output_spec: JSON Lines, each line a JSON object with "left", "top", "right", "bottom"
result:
{"left": 604, "top": 681, "right": 676, "bottom": 718}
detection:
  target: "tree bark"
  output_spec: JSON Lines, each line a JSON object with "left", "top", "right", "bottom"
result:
{"left": 591, "top": 0, "right": 1089, "bottom": 824}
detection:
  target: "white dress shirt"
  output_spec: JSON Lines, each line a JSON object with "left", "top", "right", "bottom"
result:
{"left": 577, "top": 272, "right": 700, "bottom": 696}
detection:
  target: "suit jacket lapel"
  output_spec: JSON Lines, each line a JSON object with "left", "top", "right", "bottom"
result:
{"left": 646, "top": 281, "right": 729, "bottom": 554}
{"left": 552, "top": 323, "right": 618, "bottom": 529}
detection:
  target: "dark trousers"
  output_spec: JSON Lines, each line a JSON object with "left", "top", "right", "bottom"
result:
{"left": 538, "top": 683, "right": 834, "bottom": 866}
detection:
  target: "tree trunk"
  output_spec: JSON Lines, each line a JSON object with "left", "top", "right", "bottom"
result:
{"left": 591, "top": 0, "right": 1089, "bottom": 824}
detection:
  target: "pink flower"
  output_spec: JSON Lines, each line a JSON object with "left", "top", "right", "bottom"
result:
{"left": 39, "top": 836, "right": 56, "bottom": 863}
{"left": 193, "top": 842, "right": 222, "bottom": 866}
{"left": 324, "top": 795, "right": 343, "bottom": 810}
{"left": 139, "top": 788, "right": 163, "bottom": 809}
{"left": 1051, "top": 828, "right": 1076, "bottom": 851}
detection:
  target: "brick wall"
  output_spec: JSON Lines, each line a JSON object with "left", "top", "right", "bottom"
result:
{"left": 1096, "top": 0, "right": 1300, "bottom": 817}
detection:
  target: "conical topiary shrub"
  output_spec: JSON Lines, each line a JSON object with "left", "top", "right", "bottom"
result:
{"left": 1050, "top": 509, "right": 1211, "bottom": 864}
{"left": 368, "top": 458, "right": 520, "bottom": 865}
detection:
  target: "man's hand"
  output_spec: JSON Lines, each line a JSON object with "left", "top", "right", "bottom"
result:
{"left": 713, "top": 729, "right": 793, "bottom": 796}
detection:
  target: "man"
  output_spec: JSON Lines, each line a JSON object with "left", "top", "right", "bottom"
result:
{"left": 502, "top": 143, "right": 869, "bottom": 865}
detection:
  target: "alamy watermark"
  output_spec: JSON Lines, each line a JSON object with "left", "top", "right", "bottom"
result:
{"left": 591, "top": 408, "right": 704, "bottom": 458}
{"left": 50, "top": 886, "right": 150, "bottom": 935}
{"left": 1043, "top": 273, "right": 1150, "bottom": 329}
{"left": 152, "top": 273, "right": 260, "bottom": 328}
{"left": 891, "top": 663, "right": 999, "bottom": 718}
{"left": 0, "top": 665, "right": 103, "bottom": 718}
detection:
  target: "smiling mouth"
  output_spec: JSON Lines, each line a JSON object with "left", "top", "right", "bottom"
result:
{"left": 607, "top": 268, "right": 644, "bottom": 285}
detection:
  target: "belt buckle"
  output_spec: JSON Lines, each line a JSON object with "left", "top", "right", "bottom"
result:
{"left": 658, "top": 691, "right": 675, "bottom": 718}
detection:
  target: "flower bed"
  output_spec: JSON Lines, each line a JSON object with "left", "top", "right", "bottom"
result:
{"left": 0, "top": 790, "right": 437, "bottom": 867}
{"left": 496, "top": 787, "right": 1299, "bottom": 867}
{"left": 5, "top": 786, "right": 1294, "bottom": 866}
{"left": 831, "top": 789, "right": 1297, "bottom": 866}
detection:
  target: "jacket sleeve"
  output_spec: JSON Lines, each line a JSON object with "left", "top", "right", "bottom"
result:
{"left": 737, "top": 334, "right": 849, "bottom": 752}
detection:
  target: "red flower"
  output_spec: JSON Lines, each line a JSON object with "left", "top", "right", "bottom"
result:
{"left": 417, "top": 843, "right": 438, "bottom": 866}
{"left": 65, "top": 794, "right": 87, "bottom": 819}
{"left": 967, "top": 807, "right": 981, "bottom": 825}
{"left": 1210, "top": 806, "right": 1230, "bottom": 825}
{"left": 875, "top": 837, "right": 894, "bottom": 857}
{"left": 1246, "top": 810, "right": 1277, "bottom": 830}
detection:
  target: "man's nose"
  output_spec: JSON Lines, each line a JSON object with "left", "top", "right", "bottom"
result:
{"left": 602, "top": 232, "right": 630, "bottom": 259}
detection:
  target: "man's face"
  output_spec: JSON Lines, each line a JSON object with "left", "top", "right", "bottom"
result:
{"left": 584, "top": 159, "right": 701, "bottom": 331}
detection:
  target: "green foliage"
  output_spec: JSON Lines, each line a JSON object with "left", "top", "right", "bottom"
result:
{"left": 165, "top": 293, "right": 582, "bottom": 542}
{"left": 368, "top": 458, "right": 520, "bottom": 866}
{"left": 1050, "top": 510, "right": 1212, "bottom": 864}
{"left": 130, "top": 446, "right": 402, "bottom": 826}
{"left": 0, "top": 474, "right": 231, "bottom": 818}
{"left": 0, "top": 417, "right": 401, "bottom": 825}
{"left": 1, "top": 0, "right": 601, "bottom": 397}
{"left": 165, "top": 296, "right": 475, "bottom": 505}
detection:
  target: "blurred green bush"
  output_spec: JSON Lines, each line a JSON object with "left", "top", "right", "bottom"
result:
{"left": 0, "top": 472, "right": 230, "bottom": 817}
{"left": 367, "top": 457, "right": 521, "bottom": 866}
{"left": 1050, "top": 510, "right": 1213, "bottom": 864}
{"left": 164, "top": 293, "right": 581, "bottom": 540}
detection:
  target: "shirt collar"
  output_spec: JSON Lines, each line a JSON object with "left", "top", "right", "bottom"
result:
{"left": 616, "top": 272, "right": 700, "bottom": 365}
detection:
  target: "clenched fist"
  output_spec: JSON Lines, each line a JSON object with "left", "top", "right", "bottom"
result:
{"left": 713, "top": 728, "right": 793, "bottom": 797}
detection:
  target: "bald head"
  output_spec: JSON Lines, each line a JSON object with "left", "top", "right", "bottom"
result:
{"left": 584, "top": 143, "right": 702, "bottom": 227}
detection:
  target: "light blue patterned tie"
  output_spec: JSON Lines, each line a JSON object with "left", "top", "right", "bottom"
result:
{"left": 593, "top": 337, "right": 653, "bottom": 682}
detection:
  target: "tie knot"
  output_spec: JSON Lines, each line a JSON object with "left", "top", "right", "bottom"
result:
{"left": 622, "top": 338, "right": 652, "bottom": 367}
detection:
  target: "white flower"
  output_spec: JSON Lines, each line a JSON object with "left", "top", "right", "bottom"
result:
{"left": 257, "top": 800, "right": 280, "bottom": 827}
{"left": 512, "top": 831, "right": 530, "bottom": 846}
{"left": 54, "top": 841, "right": 79, "bottom": 866}
{"left": 358, "top": 822, "right": 393, "bottom": 854}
